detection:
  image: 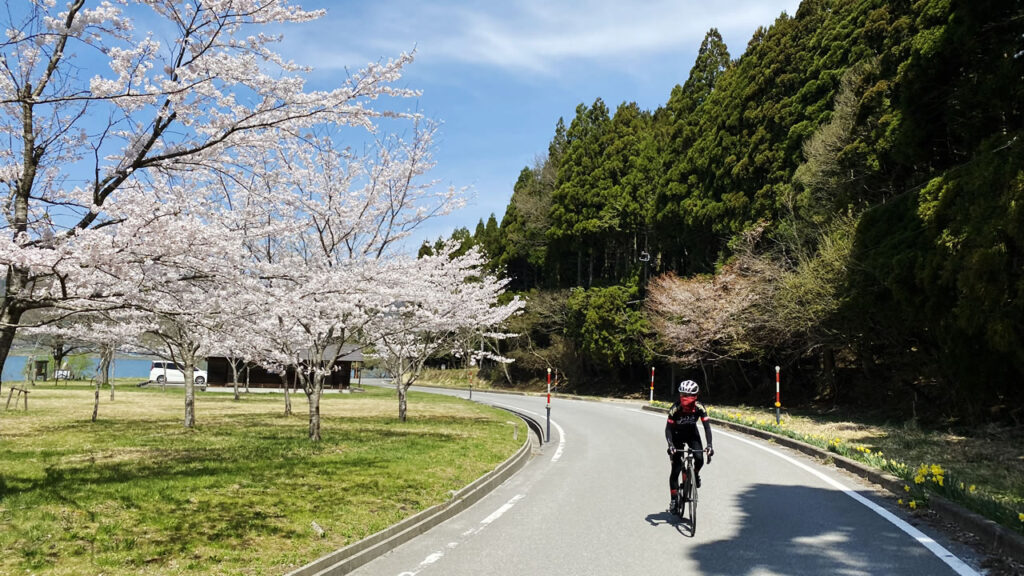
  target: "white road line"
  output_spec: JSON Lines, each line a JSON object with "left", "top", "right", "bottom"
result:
{"left": 397, "top": 495, "right": 526, "bottom": 576}
{"left": 720, "top": 429, "right": 980, "bottom": 576}
{"left": 549, "top": 418, "right": 566, "bottom": 462}
{"left": 636, "top": 408, "right": 979, "bottom": 574}
{"left": 420, "top": 551, "right": 444, "bottom": 565}
{"left": 481, "top": 494, "right": 524, "bottom": 525}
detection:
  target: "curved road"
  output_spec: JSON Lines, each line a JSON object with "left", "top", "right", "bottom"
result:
{"left": 349, "top": 387, "right": 983, "bottom": 576}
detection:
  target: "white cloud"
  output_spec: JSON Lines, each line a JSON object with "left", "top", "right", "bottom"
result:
{"left": 290, "top": 0, "right": 801, "bottom": 75}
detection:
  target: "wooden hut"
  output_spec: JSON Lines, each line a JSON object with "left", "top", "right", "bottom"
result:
{"left": 205, "top": 344, "right": 364, "bottom": 389}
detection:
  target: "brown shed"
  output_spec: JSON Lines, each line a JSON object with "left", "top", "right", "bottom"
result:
{"left": 206, "top": 344, "right": 364, "bottom": 389}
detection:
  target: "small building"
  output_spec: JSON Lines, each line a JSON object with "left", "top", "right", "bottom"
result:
{"left": 206, "top": 344, "right": 363, "bottom": 390}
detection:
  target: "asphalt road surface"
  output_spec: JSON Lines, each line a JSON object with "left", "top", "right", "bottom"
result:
{"left": 348, "top": 386, "right": 984, "bottom": 576}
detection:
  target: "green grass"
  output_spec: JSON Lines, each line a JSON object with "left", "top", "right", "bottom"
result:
{"left": 0, "top": 381, "right": 522, "bottom": 575}
{"left": 651, "top": 400, "right": 1024, "bottom": 536}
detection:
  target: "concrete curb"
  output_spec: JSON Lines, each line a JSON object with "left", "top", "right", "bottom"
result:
{"left": 642, "top": 404, "right": 1024, "bottom": 564}
{"left": 284, "top": 416, "right": 535, "bottom": 576}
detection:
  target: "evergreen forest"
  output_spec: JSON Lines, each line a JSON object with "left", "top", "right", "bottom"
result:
{"left": 421, "top": 0, "right": 1023, "bottom": 426}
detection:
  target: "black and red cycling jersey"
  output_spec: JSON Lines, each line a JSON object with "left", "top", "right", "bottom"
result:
{"left": 665, "top": 399, "right": 713, "bottom": 448}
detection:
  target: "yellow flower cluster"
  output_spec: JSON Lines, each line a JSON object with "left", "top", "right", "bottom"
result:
{"left": 913, "top": 463, "right": 945, "bottom": 487}
{"left": 1019, "top": 512, "right": 1024, "bottom": 523}
{"left": 897, "top": 498, "right": 920, "bottom": 510}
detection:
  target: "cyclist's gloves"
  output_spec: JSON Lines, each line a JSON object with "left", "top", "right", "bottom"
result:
{"left": 707, "top": 445, "right": 714, "bottom": 459}
{"left": 667, "top": 445, "right": 676, "bottom": 456}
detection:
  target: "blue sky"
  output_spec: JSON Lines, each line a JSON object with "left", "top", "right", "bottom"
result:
{"left": 278, "top": 1, "right": 803, "bottom": 251}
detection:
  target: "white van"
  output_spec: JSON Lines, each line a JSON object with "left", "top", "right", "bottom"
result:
{"left": 149, "top": 361, "right": 208, "bottom": 390}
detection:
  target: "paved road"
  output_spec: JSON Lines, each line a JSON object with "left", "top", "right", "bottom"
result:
{"left": 348, "top": 387, "right": 983, "bottom": 576}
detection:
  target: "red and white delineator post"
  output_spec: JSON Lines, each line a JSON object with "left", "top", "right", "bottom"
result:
{"left": 649, "top": 366, "right": 655, "bottom": 402}
{"left": 546, "top": 367, "right": 552, "bottom": 443}
{"left": 775, "top": 365, "right": 781, "bottom": 425}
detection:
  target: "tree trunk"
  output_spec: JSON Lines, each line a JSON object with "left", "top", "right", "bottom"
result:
{"left": 2, "top": 94, "right": 34, "bottom": 396}
{"left": 182, "top": 351, "right": 196, "bottom": 428}
{"left": 307, "top": 377, "right": 322, "bottom": 441}
{"left": 52, "top": 344, "right": 68, "bottom": 385}
{"left": 823, "top": 346, "right": 838, "bottom": 408}
{"left": 92, "top": 378, "right": 101, "bottom": 422}
{"left": 577, "top": 247, "right": 583, "bottom": 286}
{"left": 108, "top": 353, "right": 115, "bottom": 401}
{"left": 93, "top": 347, "right": 113, "bottom": 422}
{"left": 398, "top": 384, "right": 408, "bottom": 422}
{"left": 0, "top": 312, "right": 18, "bottom": 398}
{"left": 230, "top": 358, "right": 240, "bottom": 401}
{"left": 281, "top": 372, "right": 292, "bottom": 416}
{"left": 587, "top": 247, "right": 594, "bottom": 288}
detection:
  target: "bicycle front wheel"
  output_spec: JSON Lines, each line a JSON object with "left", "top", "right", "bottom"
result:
{"left": 686, "top": 459, "right": 698, "bottom": 531}
{"left": 688, "top": 475, "right": 698, "bottom": 530}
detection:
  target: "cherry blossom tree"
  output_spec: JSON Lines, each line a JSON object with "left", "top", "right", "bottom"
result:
{"left": 366, "top": 245, "right": 523, "bottom": 422}
{"left": 222, "top": 120, "right": 463, "bottom": 441}
{"left": 0, "top": 0, "right": 416, "bottom": 385}
{"left": 1, "top": 1, "right": 483, "bottom": 442}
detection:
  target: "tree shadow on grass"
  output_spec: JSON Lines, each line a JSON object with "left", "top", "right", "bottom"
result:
{"left": 1, "top": 413, "right": 469, "bottom": 500}
{"left": 688, "top": 483, "right": 962, "bottom": 576}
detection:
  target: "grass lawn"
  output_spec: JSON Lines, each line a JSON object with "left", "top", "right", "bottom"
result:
{"left": 0, "top": 381, "right": 522, "bottom": 575}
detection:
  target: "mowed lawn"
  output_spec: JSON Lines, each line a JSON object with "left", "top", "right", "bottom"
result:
{"left": 0, "top": 382, "right": 523, "bottom": 575}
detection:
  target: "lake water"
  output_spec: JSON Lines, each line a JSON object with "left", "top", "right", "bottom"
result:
{"left": 2, "top": 355, "right": 152, "bottom": 382}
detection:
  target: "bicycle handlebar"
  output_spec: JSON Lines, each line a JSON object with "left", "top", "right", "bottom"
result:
{"left": 667, "top": 446, "right": 712, "bottom": 464}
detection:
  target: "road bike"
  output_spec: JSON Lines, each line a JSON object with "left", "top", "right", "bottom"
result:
{"left": 670, "top": 446, "right": 711, "bottom": 532}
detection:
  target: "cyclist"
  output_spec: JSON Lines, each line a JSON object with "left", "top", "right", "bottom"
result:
{"left": 666, "top": 379, "right": 714, "bottom": 511}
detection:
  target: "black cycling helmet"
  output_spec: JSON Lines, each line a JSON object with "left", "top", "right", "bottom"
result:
{"left": 678, "top": 379, "right": 699, "bottom": 395}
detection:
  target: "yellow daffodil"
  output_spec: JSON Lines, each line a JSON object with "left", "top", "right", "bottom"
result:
{"left": 904, "top": 485, "right": 910, "bottom": 492}
{"left": 1019, "top": 512, "right": 1023, "bottom": 523}
{"left": 969, "top": 485, "right": 977, "bottom": 493}
{"left": 909, "top": 501, "right": 917, "bottom": 510}
{"left": 898, "top": 499, "right": 904, "bottom": 506}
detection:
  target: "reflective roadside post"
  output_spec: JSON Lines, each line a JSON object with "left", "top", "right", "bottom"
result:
{"left": 546, "top": 367, "right": 552, "bottom": 443}
{"left": 649, "top": 366, "right": 655, "bottom": 402}
{"left": 775, "top": 365, "right": 781, "bottom": 425}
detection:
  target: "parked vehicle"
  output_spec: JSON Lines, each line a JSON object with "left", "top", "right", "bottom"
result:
{"left": 149, "top": 361, "right": 208, "bottom": 390}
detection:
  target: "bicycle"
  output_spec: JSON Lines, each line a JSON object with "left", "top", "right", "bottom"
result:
{"left": 669, "top": 446, "right": 711, "bottom": 532}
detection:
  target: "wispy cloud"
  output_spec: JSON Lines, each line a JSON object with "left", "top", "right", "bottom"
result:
{"left": 288, "top": 0, "right": 800, "bottom": 75}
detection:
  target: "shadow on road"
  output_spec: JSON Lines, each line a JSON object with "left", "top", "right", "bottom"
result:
{"left": 689, "top": 483, "right": 948, "bottom": 575}
{"left": 645, "top": 509, "right": 695, "bottom": 538}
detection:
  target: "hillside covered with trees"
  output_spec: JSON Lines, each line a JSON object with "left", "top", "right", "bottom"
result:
{"left": 421, "top": 0, "right": 1023, "bottom": 426}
